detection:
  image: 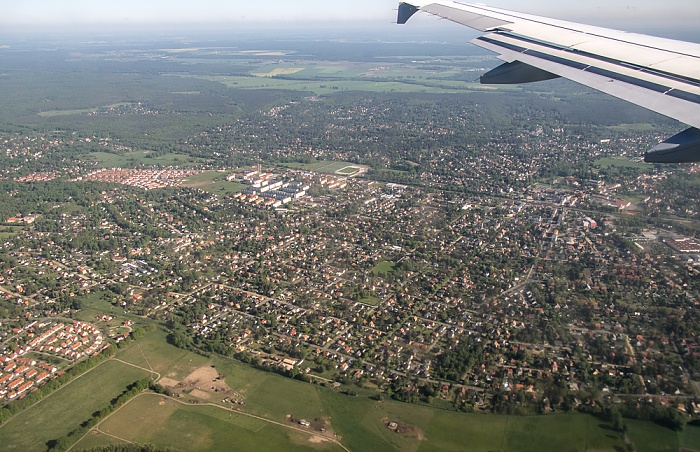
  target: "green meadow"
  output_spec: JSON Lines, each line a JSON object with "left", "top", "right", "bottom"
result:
{"left": 183, "top": 171, "right": 247, "bottom": 196}
{"left": 87, "top": 151, "right": 199, "bottom": 168}
{"left": 83, "top": 393, "right": 343, "bottom": 451}
{"left": 280, "top": 160, "right": 366, "bottom": 174}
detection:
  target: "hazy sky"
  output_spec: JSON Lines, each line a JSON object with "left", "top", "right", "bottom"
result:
{"left": 2, "top": 0, "right": 697, "bottom": 31}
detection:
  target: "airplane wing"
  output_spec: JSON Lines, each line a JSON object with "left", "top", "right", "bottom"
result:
{"left": 398, "top": 1, "right": 700, "bottom": 163}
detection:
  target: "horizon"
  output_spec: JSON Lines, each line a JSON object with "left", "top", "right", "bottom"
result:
{"left": 2, "top": 0, "right": 698, "bottom": 33}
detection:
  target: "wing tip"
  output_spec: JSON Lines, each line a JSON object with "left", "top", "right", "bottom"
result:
{"left": 398, "top": 2, "right": 421, "bottom": 25}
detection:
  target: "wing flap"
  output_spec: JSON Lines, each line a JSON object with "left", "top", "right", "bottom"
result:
{"left": 400, "top": 2, "right": 700, "bottom": 81}
{"left": 399, "top": 1, "right": 700, "bottom": 161}
{"left": 472, "top": 33, "right": 700, "bottom": 129}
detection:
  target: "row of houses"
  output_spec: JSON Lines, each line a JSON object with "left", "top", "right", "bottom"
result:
{"left": 0, "top": 321, "right": 105, "bottom": 401}
{"left": 0, "top": 356, "right": 54, "bottom": 400}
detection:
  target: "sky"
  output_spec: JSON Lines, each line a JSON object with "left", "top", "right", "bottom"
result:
{"left": 1, "top": 0, "right": 697, "bottom": 32}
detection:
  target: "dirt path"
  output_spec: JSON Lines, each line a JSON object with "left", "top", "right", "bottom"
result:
{"left": 111, "top": 357, "right": 161, "bottom": 381}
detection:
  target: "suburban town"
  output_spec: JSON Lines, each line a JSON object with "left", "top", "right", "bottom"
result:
{"left": 0, "top": 122, "right": 698, "bottom": 432}
{"left": 0, "top": 28, "right": 699, "bottom": 447}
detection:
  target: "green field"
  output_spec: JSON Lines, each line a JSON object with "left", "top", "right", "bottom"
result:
{"left": 280, "top": 160, "right": 366, "bottom": 174}
{"left": 681, "top": 424, "right": 700, "bottom": 450}
{"left": 183, "top": 171, "right": 246, "bottom": 195}
{"left": 605, "top": 123, "right": 657, "bottom": 132}
{"left": 116, "top": 328, "right": 209, "bottom": 381}
{"left": 87, "top": 151, "right": 199, "bottom": 168}
{"left": 319, "top": 390, "right": 626, "bottom": 452}
{"left": 336, "top": 166, "right": 363, "bottom": 175}
{"left": 0, "top": 360, "right": 150, "bottom": 451}
{"left": 624, "top": 419, "right": 700, "bottom": 452}
{"left": 72, "top": 290, "right": 148, "bottom": 330}
{"left": 207, "top": 359, "right": 329, "bottom": 423}
{"left": 86, "top": 393, "right": 343, "bottom": 452}
{"left": 372, "top": 261, "right": 397, "bottom": 275}
{"left": 595, "top": 157, "right": 651, "bottom": 170}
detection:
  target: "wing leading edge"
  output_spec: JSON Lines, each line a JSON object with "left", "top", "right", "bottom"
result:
{"left": 398, "top": 1, "right": 700, "bottom": 163}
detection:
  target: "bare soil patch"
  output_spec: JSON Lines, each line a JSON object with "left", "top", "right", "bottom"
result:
{"left": 165, "top": 365, "right": 235, "bottom": 401}
{"left": 190, "top": 389, "right": 210, "bottom": 399}
{"left": 159, "top": 377, "right": 179, "bottom": 387}
{"left": 308, "top": 435, "right": 329, "bottom": 444}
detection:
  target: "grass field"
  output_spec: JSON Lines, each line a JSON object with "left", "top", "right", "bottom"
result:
{"left": 595, "top": 157, "right": 651, "bottom": 170}
{"left": 681, "top": 424, "right": 700, "bottom": 450}
{"left": 116, "top": 328, "right": 209, "bottom": 381}
{"left": 320, "top": 390, "right": 627, "bottom": 452}
{"left": 280, "top": 160, "right": 367, "bottom": 174}
{"left": 358, "top": 296, "right": 381, "bottom": 306}
{"left": 72, "top": 290, "right": 148, "bottom": 331}
{"left": 87, "top": 151, "right": 198, "bottom": 168}
{"left": 626, "top": 419, "right": 679, "bottom": 452}
{"left": 183, "top": 171, "right": 246, "bottom": 195}
{"left": 336, "top": 166, "right": 363, "bottom": 175}
{"left": 372, "top": 261, "right": 397, "bottom": 275}
{"left": 90, "top": 393, "right": 342, "bottom": 452}
{"left": 624, "top": 419, "right": 700, "bottom": 451}
{"left": 605, "top": 123, "right": 657, "bottom": 132}
{"left": 0, "top": 359, "right": 150, "bottom": 451}
{"left": 212, "top": 359, "right": 328, "bottom": 423}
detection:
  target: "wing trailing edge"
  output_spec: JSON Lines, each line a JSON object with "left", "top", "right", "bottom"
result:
{"left": 398, "top": 1, "right": 700, "bottom": 163}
